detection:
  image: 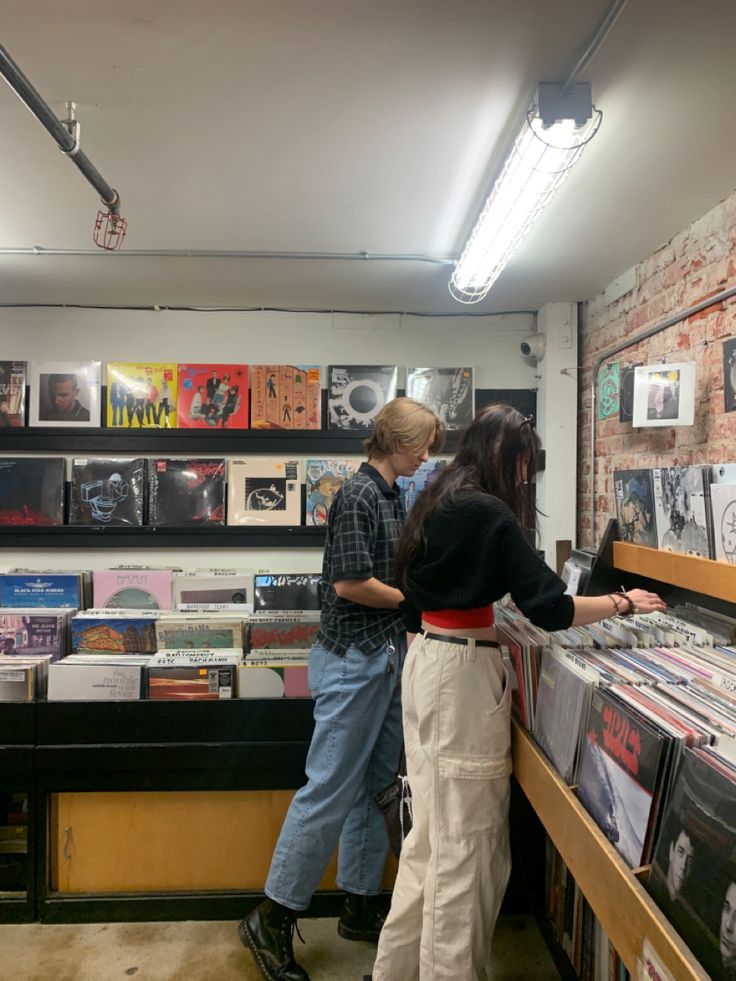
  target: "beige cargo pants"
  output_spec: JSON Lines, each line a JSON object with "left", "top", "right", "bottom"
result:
{"left": 372, "top": 632, "right": 513, "bottom": 981}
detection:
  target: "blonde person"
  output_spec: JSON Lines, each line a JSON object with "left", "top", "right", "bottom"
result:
{"left": 240, "top": 398, "right": 445, "bottom": 981}
{"left": 369, "top": 403, "right": 666, "bottom": 981}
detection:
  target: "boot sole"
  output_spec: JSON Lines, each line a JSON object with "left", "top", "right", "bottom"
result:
{"left": 336, "top": 920, "right": 380, "bottom": 945}
{"left": 238, "top": 918, "right": 279, "bottom": 981}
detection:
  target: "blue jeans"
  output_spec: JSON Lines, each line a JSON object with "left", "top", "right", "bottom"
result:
{"left": 265, "top": 636, "right": 406, "bottom": 910}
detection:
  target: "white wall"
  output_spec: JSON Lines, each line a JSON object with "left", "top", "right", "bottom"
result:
{"left": 1, "top": 307, "right": 538, "bottom": 574}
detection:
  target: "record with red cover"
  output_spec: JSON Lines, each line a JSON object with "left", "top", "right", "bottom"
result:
{"left": 149, "top": 458, "right": 226, "bottom": 526}
{"left": 177, "top": 363, "right": 249, "bottom": 429}
{"left": 0, "top": 457, "right": 65, "bottom": 525}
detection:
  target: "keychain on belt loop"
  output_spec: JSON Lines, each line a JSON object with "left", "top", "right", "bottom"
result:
{"left": 386, "top": 642, "right": 395, "bottom": 674}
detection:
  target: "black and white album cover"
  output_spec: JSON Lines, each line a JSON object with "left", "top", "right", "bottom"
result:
{"left": 648, "top": 748, "right": 736, "bottom": 981}
{"left": 613, "top": 469, "right": 658, "bottom": 548}
{"left": 406, "top": 367, "right": 474, "bottom": 430}
{"left": 0, "top": 361, "right": 26, "bottom": 427}
{"left": 0, "top": 457, "right": 65, "bottom": 526}
{"left": 618, "top": 363, "right": 642, "bottom": 423}
{"left": 724, "top": 337, "right": 736, "bottom": 414}
{"left": 227, "top": 459, "right": 301, "bottom": 525}
{"left": 710, "top": 482, "right": 736, "bottom": 565}
{"left": 29, "top": 360, "right": 101, "bottom": 427}
{"left": 149, "top": 458, "right": 226, "bottom": 526}
{"left": 652, "top": 466, "right": 711, "bottom": 558}
{"left": 70, "top": 458, "right": 147, "bottom": 526}
{"left": 327, "top": 365, "right": 398, "bottom": 430}
{"left": 253, "top": 574, "right": 322, "bottom": 611}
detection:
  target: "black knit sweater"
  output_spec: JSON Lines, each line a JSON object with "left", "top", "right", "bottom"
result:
{"left": 399, "top": 490, "right": 575, "bottom": 633}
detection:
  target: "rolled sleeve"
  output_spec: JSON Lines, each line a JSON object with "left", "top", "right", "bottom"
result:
{"left": 329, "top": 490, "right": 377, "bottom": 582}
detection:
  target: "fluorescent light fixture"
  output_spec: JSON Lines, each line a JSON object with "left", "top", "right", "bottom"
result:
{"left": 449, "top": 83, "right": 602, "bottom": 304}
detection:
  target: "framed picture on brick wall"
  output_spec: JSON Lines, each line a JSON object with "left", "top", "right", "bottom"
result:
{"left": 723, "top": 337, "right": 736, "bottom": 413}
{"left": 632, "top": 362, "right": 696, "bottom": 428}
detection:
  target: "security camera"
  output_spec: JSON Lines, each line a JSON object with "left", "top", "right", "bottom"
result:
{"left": 520, "top": 333, "right": 546, "bottom": 361}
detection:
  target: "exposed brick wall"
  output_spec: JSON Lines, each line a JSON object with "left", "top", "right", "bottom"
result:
{"left": 578, "top": 190, "right": 736, "bottom": 547}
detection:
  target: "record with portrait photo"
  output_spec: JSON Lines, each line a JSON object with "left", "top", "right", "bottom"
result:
{"left": 29, "top": 361, "right": 101, "bottom": 428}
{"left": 632, "top": 362, "right": 696, "bottom": 428}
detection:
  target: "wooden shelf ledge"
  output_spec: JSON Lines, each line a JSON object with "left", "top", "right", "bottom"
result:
{"left": 613, "top": 541, "right": 736, "bottom": 604}
{"left": 512, "top": 721, "right": 709, "bottom": 980}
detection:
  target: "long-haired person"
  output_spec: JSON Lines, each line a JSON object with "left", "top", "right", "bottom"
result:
{"left": 370, "top": 403, "right": 666, "bottom": 981}
{"left": 240, "top": 397, "right": 445, "bottom": 981}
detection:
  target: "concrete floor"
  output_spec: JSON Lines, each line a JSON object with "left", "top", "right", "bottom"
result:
{"left": 0, "top": 914, "right": 562, "bottom": 981}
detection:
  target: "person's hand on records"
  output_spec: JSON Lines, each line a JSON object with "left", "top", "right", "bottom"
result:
{"left": 620, "top": 588, "right": 667, "bottom": 616}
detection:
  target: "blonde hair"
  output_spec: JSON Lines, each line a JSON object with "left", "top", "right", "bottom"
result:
{"left": 363, "top": 397, "right": 446, "bottom": 458}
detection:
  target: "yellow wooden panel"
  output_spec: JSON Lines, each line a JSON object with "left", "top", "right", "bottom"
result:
{"left": 613, "top": 541, "right": 736, "bottom": 603}
{"left": 51, "top": 790, "right": 396, "bottom": 894}
{"left": 512, "top": 723, "right": 708, "bottom": 980}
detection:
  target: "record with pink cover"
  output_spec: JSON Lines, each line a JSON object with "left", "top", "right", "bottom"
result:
{"left": 93, "top": 569, "right": 174, "bottom": 611}
{"left": 177, "top": 364, "right": 249, "bottom": 429}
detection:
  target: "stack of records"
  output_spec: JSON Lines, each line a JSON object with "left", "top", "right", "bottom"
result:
{"left": 0, "top": 571, "right": 87, "bottom": 610}
{"left": 154, "top": 614, "right": 246, "bottom": 651}
{"left": 147, "top": 650, "right": 241, "bottom": 700}
{"left": 69, "top": 458, "right": 147, "bottom": 526}
{"left": 0, "top": 458, "right": 65, "bottom": 526}
{"left": 247, "top": 612, "right": 320, "bottom": 653}
{"left": 173, "top": 571, "right": 254, "bottom": 611}
{"left": 0, "top": 655, "right": 51, "bottom": 701}
{"left": 71, "top": 611, "right": 159, "bottom": 654}
{"left": 0, "top": 608, "right": 71, "bottom": 660}
{"left": 253, "top": 574, "right": 322, "bottom": 612}
{"left": 648, "top": 747, "right": 736, "bottom": 979}
{"left": 47, "top": 658, "right": 148, "bottom": 700}
{"left": 92, "top": 568, "right": 174, "bottom": 610}
{"left": 495, "top": 614, "right": 548, "bottom": 729}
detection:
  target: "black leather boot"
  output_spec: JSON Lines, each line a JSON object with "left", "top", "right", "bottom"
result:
{"left": 238, "top": 898, "right": 311, "bottom": 981}
{"left": 337, "top": 892, "right": 387, "bottom": 944}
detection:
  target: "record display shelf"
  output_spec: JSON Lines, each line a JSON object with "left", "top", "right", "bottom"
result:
{"left": 0, "top": 703, "right": 37, "bottom": 922}
{"left": 515, "top": 544, "right": 734, "bottom": 980}
{"left": 0, "top": 525, "right": 326, "bottom": 549}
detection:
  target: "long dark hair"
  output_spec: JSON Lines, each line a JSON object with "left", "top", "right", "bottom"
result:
{"left": 396, "top": 403, "right": 540, "bottom": 589}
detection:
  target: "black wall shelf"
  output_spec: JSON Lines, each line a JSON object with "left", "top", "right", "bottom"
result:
{"left": 0, "top": 525, "right": 326, "bottom": 549}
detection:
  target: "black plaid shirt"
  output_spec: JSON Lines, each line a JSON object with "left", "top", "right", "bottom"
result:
{"left": 317, "top": 462, "right": 406, "bottom": 656}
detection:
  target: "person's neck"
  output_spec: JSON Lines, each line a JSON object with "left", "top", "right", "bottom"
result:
{"left": 368, "top": 456, "right": 398, "bottom": 487}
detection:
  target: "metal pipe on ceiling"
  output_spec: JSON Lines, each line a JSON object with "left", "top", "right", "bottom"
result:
{"left": 588, "top": 281, "right": 736, "bottom": 547}
{"left": 0, "top": 247, "right": 455, "bottom": 264}
{"left": 0, "top": 43, "right": 120, "bottom": 212}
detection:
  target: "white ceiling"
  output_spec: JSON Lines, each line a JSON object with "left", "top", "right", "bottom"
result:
{"left": 1, "top": 0, "right": 735, "bottom": 314}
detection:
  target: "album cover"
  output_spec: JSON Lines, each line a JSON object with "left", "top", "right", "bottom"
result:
{"left": 710, "top": 483, "right": 736, "bottom": 565}
{"left": 237, "top": 658, "right": 309, "bottom": 698}
{"left": 0, "top": 613, "right": 66, "bottom": 659}
{"left": 106, "top": 362, "right": 178, "bottom": 429}
{"left": 47, "top": 661, "right": 144, "bottom": 700}
{"left": 69, "top": 457, "right": 146, "bottom": 526}
{"left": 0, "top": 457, "right": 65, "bottom": 526}
{"left": 0, "top": 361, "right": 26, "bottom": 427}
{"left": 71, "top": 614, "right": 158, "bottom": 653}
{"left": 92, "top": 569, "right": 174, "bottom": 610}
{"left": 250, "top": 365, "right": 321, "bottom": 430}
{"left": 227, "top": 458, "right": 301, "bottom": 526}
{"left": 149, "top": 459, "right": 226, "bottom": 526}
{"left": 147, "top": 652, "right": 239, "bottom": 700}
{"left": 29, "top": 361, "right": 101, "bottom": 428}
{"left": 613, "top": 469, "right": 658, "bottom": 548}
{"left": 632, "top": 362, "right": 696, "bottom": 427}
{"left": 305, "top": 459, "right": 361, "bottom": 526}
{"left": 253, "top": 574, "right": 322, "bottom": 611}
{"left": 577, "top": 688, "right": 668, "bottom": 868}
{"left": 327, "top": 365, "right": 398, "bottom": 430}
{"left": 155, "top": 618, "right": 245, "bottom": 650}
{"left": 596, "top": 362, "right": 620, "bottom": 420}
{"left": 176, "top": 363, "right": 249, "bottom": 429}
{"left": 0, "top": 573, "right": 83, "bottom": 609}
{"left": 652, "top": 466, "right": 711, "bottom": 558}
{"left": 173, "top": 572, "right": 254, "bottom": 610}
{"left": 397, "top": 460, "right": 446, "bottom": 514}
{"left": 648, "top": 749, "right": 736, "bottom": 981}
{"left": 619, "top": 363, "right": 642, "bottom": 423}
{"left": 247, "top": 617, "right": 320, "bottom": 652}
{"left": 724, "top": 337, "right": 736, "bottom": 414}
{"left": 405, "top": 367, "right": 474, "bottom": 430}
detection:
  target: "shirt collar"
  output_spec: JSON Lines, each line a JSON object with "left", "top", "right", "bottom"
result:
{"left": 359, "top": 462, "right": 400, "bottom": 500}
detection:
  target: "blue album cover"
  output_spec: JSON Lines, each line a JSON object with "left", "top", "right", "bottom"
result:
{"left": 397, "top": 460, "right": 446, "bottom": 514}
{"left": 0, "top": 573, "right": 82, "bottom": 609}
